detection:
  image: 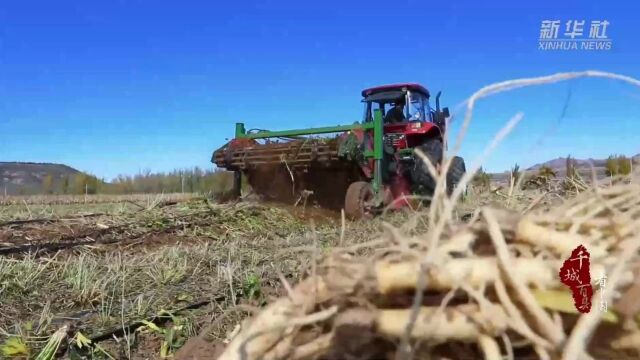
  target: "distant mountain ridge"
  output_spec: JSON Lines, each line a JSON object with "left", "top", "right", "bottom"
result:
{"left": 528, "top": 153, "right": 640, "bottom": 174}
{"left": 527, "top": 157, "right": 608, "bottom": 171}
{"left": 0, "top": 162, "right": 82, "bottom": 195}
{"left": 491, "top": 153, "right": 640, "bottom": 185}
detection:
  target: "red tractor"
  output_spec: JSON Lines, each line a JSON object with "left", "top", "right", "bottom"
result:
{"left": 212, "top": 83, "right": 466, "bottom": 218}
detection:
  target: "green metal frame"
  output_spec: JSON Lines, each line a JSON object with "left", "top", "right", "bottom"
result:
{"left": 233, "top": 110, "right": 384, "bottom": 194}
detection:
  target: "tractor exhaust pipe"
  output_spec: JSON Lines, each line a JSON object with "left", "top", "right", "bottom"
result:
{"left": 434, "top": 91, "right": 446, "bottom": 134}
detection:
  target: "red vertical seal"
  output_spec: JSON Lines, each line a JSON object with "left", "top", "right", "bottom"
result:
{"left": 559, "top": 245, "right": 593, "bottom": 313}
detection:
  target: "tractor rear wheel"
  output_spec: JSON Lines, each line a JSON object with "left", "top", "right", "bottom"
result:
{"left": 411, "top": 139, "right": 443, "bottom": 196}
{"left": 446, "top": 156, "right": 466, "bottom": 196}
{"left": 344, "top": 181, "right": 373, "bottom": 219}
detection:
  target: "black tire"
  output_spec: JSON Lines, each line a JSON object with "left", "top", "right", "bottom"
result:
{"left": 411, "top": 139, "right": 443, "bottom": 196}
{"left": 344, "top": 181, "right": 373, "bottom": 219}
{"left": 446, "top": 156, "right": 466, "bottom": 196}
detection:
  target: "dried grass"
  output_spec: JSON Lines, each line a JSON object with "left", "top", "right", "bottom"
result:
{"left": 0, "top": 193, "right": 196, "bottom": 207}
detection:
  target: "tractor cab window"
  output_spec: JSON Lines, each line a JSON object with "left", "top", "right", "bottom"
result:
{"left": 363, "top": 91, "right": 428, "bottom": 123}
{"left": 408, "top": 92, "right": 427, "bottom": 122}
{"left": 363, "top": 101, "right": 387, "bottom": 123}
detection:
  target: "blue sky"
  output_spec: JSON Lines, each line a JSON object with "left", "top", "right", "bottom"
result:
{"left": 1, "top": 0, "right": 639, "bottom": 180}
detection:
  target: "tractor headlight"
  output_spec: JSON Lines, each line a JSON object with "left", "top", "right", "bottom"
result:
{"left": 409, "top": 121, "right": 423, "bottom": 129}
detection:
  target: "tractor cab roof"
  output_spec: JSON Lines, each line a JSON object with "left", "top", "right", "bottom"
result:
{"left": 361, "top": 83, "right": 430, "bottom": 102}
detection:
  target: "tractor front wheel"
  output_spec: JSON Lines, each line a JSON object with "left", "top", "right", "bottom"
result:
{"left": 411, "top": 139, "right": 444, "bottom": 196}
{"left": 446, "top": 156, "right": 466, "bottom": 196}
{"left": 344, "top": 181, "right": 374, "bottom": 220}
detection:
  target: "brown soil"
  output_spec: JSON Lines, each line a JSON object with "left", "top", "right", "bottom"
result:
{"left": 0, "top": 218, "right": 173, "bottom": 255}
{"left": 263, "top": 201, "right": 341, "bottom": 223}
{"left": 0, "top": 197, "right": 341, "bottom": 259}
{"left": 174, "top": 337, "right": 226, "bottom": 360}
{"left": 245, "top": 162, "right": 365, "bottom": 212}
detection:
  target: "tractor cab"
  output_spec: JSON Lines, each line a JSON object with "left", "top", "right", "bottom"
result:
{"left": 361, "top": 83, "right": 430, "bottom": 123}
{"left": 361, "top": 83, "right": 451, "bottom": 151}
{"left": 361, "top": 83, "right": 450, "bottom": 132}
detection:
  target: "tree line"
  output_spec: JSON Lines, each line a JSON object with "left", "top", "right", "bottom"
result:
{"left": 605, "top": 155, "right": 633, "bottom": 176}
{"left": 40, "top": 167, "right": 234, "bottom": 195}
